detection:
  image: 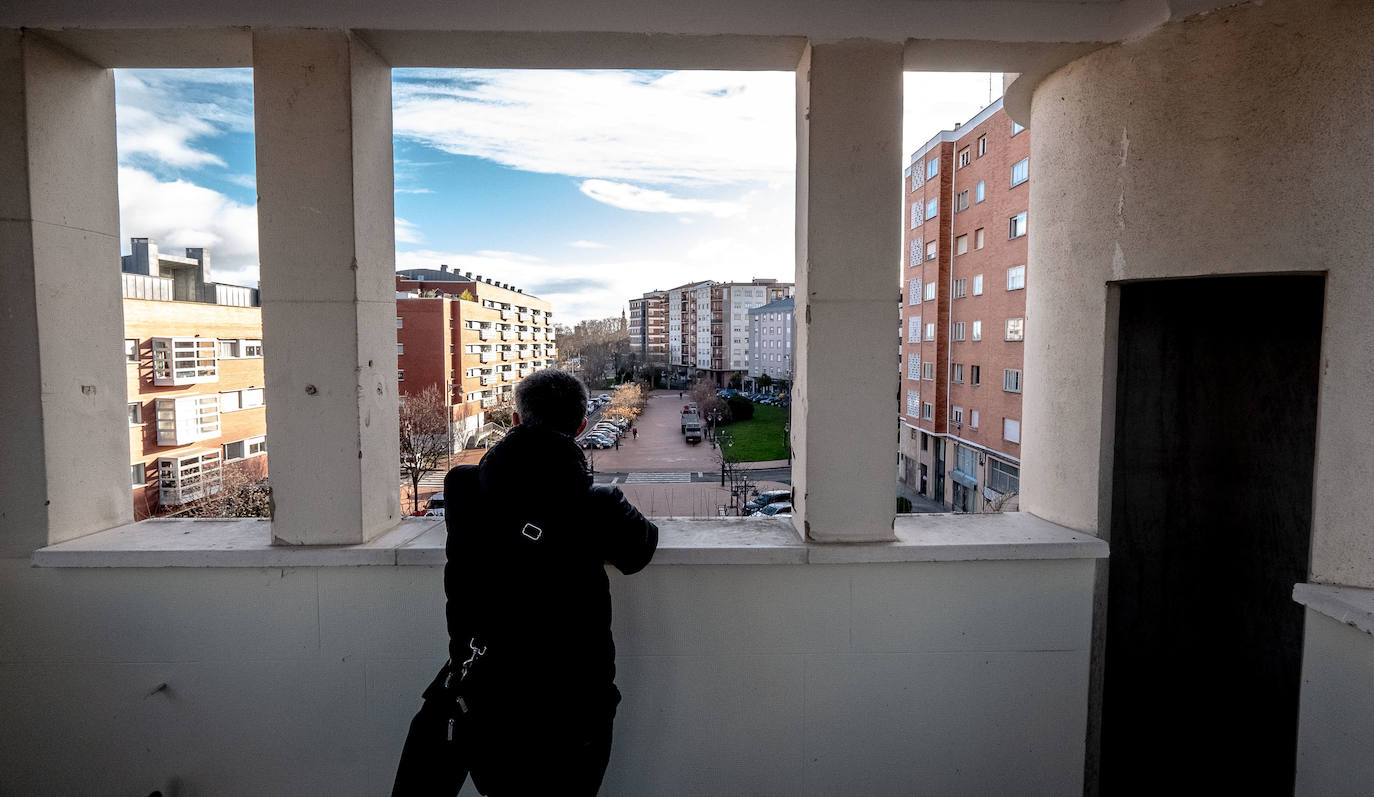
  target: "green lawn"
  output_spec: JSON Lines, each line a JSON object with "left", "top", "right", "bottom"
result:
{"left": 722, "top": 403, "right": 790, "bottom": 462}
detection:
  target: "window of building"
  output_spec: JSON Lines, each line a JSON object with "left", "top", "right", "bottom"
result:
{"left": 397, "top": 343, "right": 404, "bottom": 355}
{"left": 907, "top": 353, "right": 920, "bottom": 380}
{"left": 1011, "top": 157, "right": 1029, "bottom": 187}
{"left": 1007, "top": 265, "right": 1026, "bottom": 291}
{"left": 973, "top": 273, "right": 984, "bottom": 295}
{"left": 975, "top": 228, "right": 985, "bottom": 250}
{"left": 988, "top": 459, "right": 1020, "bottom": 494}
{"left": 128, "top": 402, "right": 142, "bottom": 425}
{"left": 971, "top": 365, "right": 981, "bottom": 385}
{"left": 953, "top": 363, "right": 964, "bottom": 382}
{"left": 908, "top": 316, "right": 920, "bottom": 343}
{"left": 922, "top": 403, "right": 934, "bottom": 420}
{"left": 398, "top": 370, "right": 405, "bottom": 381}
{"left": 971, "top": 410, "right": 980, "bottom": 428}
{"left": 217, "top": 338, "right": 240, "bottom": 358}
{"left": 1006, "top": 318, "right": 1025, "bottom": 341}
{"left": 922, "top": 361, "right": 935, "bottom": 381}
{"left": 909, "top": 279, "right": 921, "bottom": 305}
{"left": 926, "top": 241, "right": 937, "bottom": 261}
{"left": 125, "top": 339, "right": 139, "bottom": 363}
{"left": 953, "top": 321, "right": 966, "bottom": 340}
{"left": 396, "top": 316, "right": 403, "bottom": 328}
{"left": 955, "top": 235, "right": 969, "bottom": 255}
{"left": 978, "top": 135, "right": 987, "bottom": 157}
{"left": 909, "top": 239, "right": 920, "bottom": 267}
{"left": 906, "top": 390, "right": 920, "bottom": 417}
{"left": 921, "top": 432, "right": 929, "bottom": 451}
{"left": 910, "top": 203, "right": 919, "bottom": 229}
{"left": 242, "top": 388, "right": 264, "bottom": 409}
{"left": 157, "top": 451, "right": 222, "bottom": 506}
{"left": 953, "top": 279, "right": 967, "bottom": 299}
{"left": 1012, "top": 120, "right": 1026, "bottom": 135}
{"left": 248, "top": 436, "right": 267, "bottom": 456}
{"left": 155, "top": 395, "right": 221, "bottom": 446}
{"left": 952, "top": 406, "right": 964, "bottom": 426}
{"left": 924, "top": 281, "right": 937, "bottom": 301}
{"left": 912, "top": 163, "right": 924, "bottom": 189}
{"left": 131, "top": 463, "right": 144, "bottom": 488}
{"left": 223, "top": 439, "right": 246, "bottom": 461}
{"left": 1003, "top": 418, "right": 1021, "bottom": 443}
{"left": 975, "top": 181, "right": 985, "bottom": 203}
{"left": 221, "top": 390, "right": 240, "bottom": 412}
{"left": 924, "top": 322, "right": 935, "bottom": 341}
{"left": 972, "top": 320, "right": 982, "bottom": 341}
{"left": 955, "top": 190, "right": 969, "bottom": 212}
{"left": 958, "top": 148, "right": 970, "bottom": 168}
{"left": 926, "top": 158, "right": 939, "bottom": 179}
{"left": 151, "top": 337, "right": 217, "bottom": 386}
{"left": 1009, "top": 212, "right": 1028, "bottom": 239}
{"left": 1004, "top": 369, "right": 1023, "bottom": 393}
{"left": 925, "top": 198, "right": 939, "bottom": 220}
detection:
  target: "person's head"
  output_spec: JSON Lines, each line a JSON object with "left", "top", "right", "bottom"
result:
{"left": 512, "top": 369, "right": 588, "bottom": 435}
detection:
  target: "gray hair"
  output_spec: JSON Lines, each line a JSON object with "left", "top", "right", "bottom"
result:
{"left": 514, "top": 369, "right": 588, "bottom": 434}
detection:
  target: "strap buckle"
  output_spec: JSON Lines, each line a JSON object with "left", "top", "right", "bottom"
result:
{"left": 520, "top": 522, "right": 543, "bottom": 541}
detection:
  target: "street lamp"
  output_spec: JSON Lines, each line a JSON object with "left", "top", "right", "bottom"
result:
{"left": 718, "top": 430, "right": 733, "bottom": 487}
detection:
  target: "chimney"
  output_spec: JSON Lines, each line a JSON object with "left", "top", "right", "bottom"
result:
{"left": 440, "top": 264, "right": 449, "bottom": 273}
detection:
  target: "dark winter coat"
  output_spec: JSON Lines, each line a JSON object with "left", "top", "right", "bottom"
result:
{"left": 441, "top": 423, "right": 658, "bottom": 720}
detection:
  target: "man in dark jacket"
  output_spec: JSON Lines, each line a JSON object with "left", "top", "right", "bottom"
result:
{"left": 393, "top": 369, "right": 657, "bottom": 796}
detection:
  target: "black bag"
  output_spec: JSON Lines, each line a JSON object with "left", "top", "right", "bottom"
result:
{"left": 390, "top": 661, "right": 473, "bottom": 797}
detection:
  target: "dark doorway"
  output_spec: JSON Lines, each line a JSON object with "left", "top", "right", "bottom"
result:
{"left": 1101, "top": 274, "right": 1322, "bottom": 795}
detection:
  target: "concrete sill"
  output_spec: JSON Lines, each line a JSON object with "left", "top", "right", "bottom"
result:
{"left": 31, "top": 512, "right": 1107, "bottom": 568}
{"left": 1293, "top": 583, "right": 1374, "bottom": 637}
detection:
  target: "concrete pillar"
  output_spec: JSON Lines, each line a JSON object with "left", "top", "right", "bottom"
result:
{"left": 0, "top": 31, "right": 129, "bottom": 556}
{"left": 792, "top": 41, "right": 902, "bottom": 542}
{"left": 253, "top": 30, "right": 400, "bottom": 545}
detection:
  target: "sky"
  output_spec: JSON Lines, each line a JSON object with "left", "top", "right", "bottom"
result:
{"left": 114, "top": 68, "right": 1000, "bottom": 324}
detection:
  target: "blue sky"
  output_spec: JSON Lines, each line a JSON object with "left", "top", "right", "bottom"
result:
{"left": 114, "top": 68, "right": 999, "bottom": 323}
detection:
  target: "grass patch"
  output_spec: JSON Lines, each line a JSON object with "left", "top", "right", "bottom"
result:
{"left": 722, "top": 403, "right": 790, "bottom": 462}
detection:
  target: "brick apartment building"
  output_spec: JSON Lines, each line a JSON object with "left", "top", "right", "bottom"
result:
{"left": 628, "top": 289, "right": 668, "bottom": 363}
{"left": 121, "top": 238, "right": 266, "bottom": 519}
{"left": 651, "top": 278, "right": 793, "bottom": 387}
{"left": 395, "top": 266, "right": 556, "bottom": 447}
{"left": 899, "top": 98, "right": 1026, "bottom": 512}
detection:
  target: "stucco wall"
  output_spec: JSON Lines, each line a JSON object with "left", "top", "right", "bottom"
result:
{"left": 0, "top": 556, "right": 1094, "bottom": 795}
{"left": 1295, "top": 612, "right": 1374, "bottom": 795}
{"left": 1021, "top": 0, "right": 1374, "bottom": 588}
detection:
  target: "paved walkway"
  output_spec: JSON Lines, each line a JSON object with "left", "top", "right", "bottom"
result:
{"left": 581, "top": 390, "right": 718, "bottom": 472}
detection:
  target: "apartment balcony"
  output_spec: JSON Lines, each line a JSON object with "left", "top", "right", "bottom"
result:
{"left": 518, "top": 312, "right": 531, "bottom": 322}
{"left": 500, "top": 310, "right": 515, "bottom": 321}
{"left": 479, "top": 352, "right": 498, "bottom": 363}
{"left": 501, "top": 351, "right": 517, "bottom": 361}
{"left": 478, "top": 329, "right": 497, "bottom": 341}
{"left": 500, "top": 331, "right": 517, "bottom": 341}
{"left": 480, "top": 375, "right": 496, "bottom": 386}
{"left": 481, "top": 396, "right": 498, "bottom": 408}
{"left": 518, "top": 332, "right": 532, "bottom": 341}
{"left": 517, "top": 367, "right": 532, "bottom": 377}
{"left": 501, "top": 371, "right": 516, "bottom": 381}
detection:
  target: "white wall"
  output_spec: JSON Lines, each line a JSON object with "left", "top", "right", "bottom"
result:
{"left": 0, "top": 555, "right": 1094, "bottom": 795}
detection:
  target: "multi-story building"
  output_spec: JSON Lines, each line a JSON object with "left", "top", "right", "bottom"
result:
{"left": 121, "top": 238, "right": 266, "bottom": 519}
{"left": 628, "top": 290, "right": 667, "bottom": 363}
{"left": 395, "top": 267, "right": 556, "bottom": 447}
{"left": 653, "top": 278, "right": 792, "bottom": 387}
{"left": 899, "top": 98, "right": 1027, "bottom": 512}
{"left": 747, "top": 297, "right": 794, "bottom": 388}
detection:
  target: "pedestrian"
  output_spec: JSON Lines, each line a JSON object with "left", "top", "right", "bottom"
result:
{"left": 631, "top": 426, "right": 638, "bottom": 440}
{"left": 392, "top": 369, "right": 658, "bottom": 796}
{"left": 614, "top": 434, "right": 620, "bottom": 450}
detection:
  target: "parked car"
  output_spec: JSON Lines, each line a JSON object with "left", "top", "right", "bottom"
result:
{"left": 744, "top": 489, "right": 791, "bottom": 514}
{"left": 580, "top": 436, "right": 612, "bottom": 449}
{"left": 751, "top": 501, "right": 793, "bottom": 518}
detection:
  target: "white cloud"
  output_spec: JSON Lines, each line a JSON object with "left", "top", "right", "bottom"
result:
{"left": 116, "top": 104, "right": 227, "bottom": 169}
{"left": 117, "top": 166, "right": 260, "bottom": 285}
{"left": 394, "top": 187, "right": 435, "bottom": 195}
{"left": 392, "top": 69, "right": 794, "bottom": 188}
{"left": 569, "top": 240, "right": 608, "bottom": 249}
{"left": 114, "top": 69, "right": 254, "bottom": 172}
{"left": 902, "top": 72, "right": 1004, "bottom": 160}
{"left": 578, "top": 180, "right": 745, "bottom": 218}
{"left": 395, "top": 217, "right": 424, "bottom": 244}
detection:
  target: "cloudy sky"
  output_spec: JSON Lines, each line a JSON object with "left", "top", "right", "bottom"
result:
{"left": 114, "top": 68, "right": 1000, "bottom": 324}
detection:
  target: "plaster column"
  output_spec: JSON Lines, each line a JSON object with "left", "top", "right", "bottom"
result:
{"left": 793, "top": 41, "right": 902, "bottom": 542}
{"left": 253, "top": 30, "right": 400, "bottom": 545}
{"left": 0, "top": 31, "right": 129, "bottom": 556}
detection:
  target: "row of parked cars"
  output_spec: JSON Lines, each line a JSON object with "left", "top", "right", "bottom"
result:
{"left": 579, "top": 416, "right": 629, "bottom": 449}
{"left": 585, "top": 393, "right": 612, "bottom": 413}
{"left": 717, "top": 388, "right": 791, "bottom": 408}
{"left": 745, "top": 489, "right": 792, "bottom": 518}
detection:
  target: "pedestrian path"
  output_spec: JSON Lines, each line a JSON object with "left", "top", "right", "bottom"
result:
{"left": 624, "top": 472, "right": 693, "bottom": 484}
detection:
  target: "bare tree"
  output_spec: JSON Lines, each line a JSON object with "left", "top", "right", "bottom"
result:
{"left": 604, "top": 382, "right": 646, "bottom": 425}
{"left": 400, "top": 384, "right": 452, "bottom": 515}
{"left": 177, "top": 457, "right": 271, "bottom": 518}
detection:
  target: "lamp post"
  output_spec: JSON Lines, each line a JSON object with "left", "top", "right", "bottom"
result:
{"left": 718, "top": 430, "right": 733, "bottom": 487}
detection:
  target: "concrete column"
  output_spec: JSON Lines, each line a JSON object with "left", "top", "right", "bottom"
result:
{"left": 793, "top": 41, "right": 902, "bottom": 542}
{"left": 0, "top": 31, "right": 129, "bottom": 556}
{"left": 253, "top": 30, "right": 400, "bottom": 545}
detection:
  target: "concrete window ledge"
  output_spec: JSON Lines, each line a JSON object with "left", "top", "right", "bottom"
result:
{"left": 30, "top": 512, "right": 1107, "bottom": 568}
{"left": 1293, "top": 582, "right": 1374, "bottom": 637}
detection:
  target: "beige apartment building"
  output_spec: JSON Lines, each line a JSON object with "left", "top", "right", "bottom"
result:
{"left": 649, "top": 278, "right": 793, "bottom": 387}
{"left": 396, "top": 267, "right": 556, "bottom": 447}
{"left": 899, "top": 99, "right": 1027, "bottom": 512}
{"left": 121, "top": 238, "right": 266, "bottom": 519}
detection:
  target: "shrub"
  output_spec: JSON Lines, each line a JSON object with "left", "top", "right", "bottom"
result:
{"left": 726, "top": 394, "right": 754, "bottom": 422}
{"left": 897, "top": 496, "right": 913, "bottom": 513}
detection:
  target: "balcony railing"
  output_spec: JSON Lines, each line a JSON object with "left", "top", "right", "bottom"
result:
{"left": 479, "top": 352, "right": 498, "bottom": 363}
{"left": 479, "top": 329, "right": 497, "bottom": 340}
